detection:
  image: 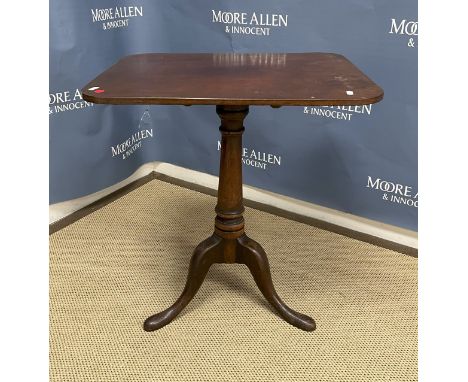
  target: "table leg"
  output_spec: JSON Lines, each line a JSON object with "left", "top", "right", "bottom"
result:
{"left": 144, "top": 105, "right": 316, "bottom": 332}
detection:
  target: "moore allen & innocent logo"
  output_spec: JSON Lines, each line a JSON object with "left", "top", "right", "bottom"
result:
{"left": 111, "top": 110, "right": 154, "bottom": 160}
{"left": 49, "top": 89, "right": 93, "bottom": 115}
{"left": 389, "top": 18, "right": 418, "bottom": 48}
{"left": 366, "top": 176, "right": 418, "bottom": 208}
{"left": 303, "top": 104, "right": 373, "bottom": 122}
{"left": 217, "top": 141, "right": 281, "bottom": 171}
{"left": 211, "top": 10, "right": 288, "bottom": 36}
{"left": 91, "top": 5, "right": 144, "bottom": 31}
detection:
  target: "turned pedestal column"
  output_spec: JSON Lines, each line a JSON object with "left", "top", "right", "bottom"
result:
{"left": 143, "top": 105, "right": 316, "bottom": 332}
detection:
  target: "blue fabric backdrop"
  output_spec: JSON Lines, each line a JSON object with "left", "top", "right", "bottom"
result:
{"left": 50, "top": 0, "right": 418, "bottom": 231}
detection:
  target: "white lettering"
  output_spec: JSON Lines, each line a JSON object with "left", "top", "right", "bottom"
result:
{"left": 367, "top": 176, "right": 380, "bottom": 189}
{"left": 389, "top": 18, "right": 418, "bottom": 36}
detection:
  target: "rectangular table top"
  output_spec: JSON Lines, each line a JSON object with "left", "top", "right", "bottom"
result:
{"left": 82, "top": 53, "right": 383, "bottom": 107}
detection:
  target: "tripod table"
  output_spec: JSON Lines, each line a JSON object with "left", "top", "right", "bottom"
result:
{"left": 82, "top": 52, "right": 383, "bottom": 332}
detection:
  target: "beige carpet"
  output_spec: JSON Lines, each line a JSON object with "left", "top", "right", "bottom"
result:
{"left": 50, "top": 179, "right": 417, "bottom": 382}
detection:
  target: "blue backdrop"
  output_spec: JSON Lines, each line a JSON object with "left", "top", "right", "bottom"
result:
{"left": 50, "top": 0, "right": 418, "bottom": 231}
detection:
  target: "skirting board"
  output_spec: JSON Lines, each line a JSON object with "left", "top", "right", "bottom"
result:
{"left": 49, "top": 162, "right": 158, "bottom": 225}
{"left": 49, "top": 161, "right": 418, "bottom": 256}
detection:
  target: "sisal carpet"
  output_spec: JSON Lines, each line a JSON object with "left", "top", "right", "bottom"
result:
{"left": 50, "top": 179, "right": 417, "bottom": 382}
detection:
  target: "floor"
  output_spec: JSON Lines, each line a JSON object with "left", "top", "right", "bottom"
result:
{"left": 50, "top": 179, "right": 418, "bottom": 381}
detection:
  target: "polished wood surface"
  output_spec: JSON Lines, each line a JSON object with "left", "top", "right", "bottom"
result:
{"left": 82, "top": 53, "right": 383, "bottom": 106}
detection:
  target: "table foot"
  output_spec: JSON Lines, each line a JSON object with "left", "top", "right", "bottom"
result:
{"left": 144, "top": 234, "right": 223, "bottom": 331}
{"left": 144, "top": 232, "right": 315, "bottom": 332}
{"left": 236, "top": 234, "right": 316, "bottom": 331}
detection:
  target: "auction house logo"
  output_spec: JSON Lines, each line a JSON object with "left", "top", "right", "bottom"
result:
{"left": 366, "top": 176, "right": 418, "bottom": 208}
{"left": 49, "top": 89, "right": 93, "bottom": 115}
{"left": 211, "top": 10, "right": 288, "bottom": 36}
{"left": 389, "top": 18, "right": 418, "bottom": 48}
{"left": 111, "top": 110, "right": 154, "bottom": 160}
{"left": 303, "top": 104, "right": 373, "bottom": 121}
{"left": 91, "top": 5, "right": 143, "bottom": 31}
{"left": 217, "top": 141, "right": 282, "bottom": 170}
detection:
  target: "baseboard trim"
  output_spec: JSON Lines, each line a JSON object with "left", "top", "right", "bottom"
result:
{"left": 49, "top": 167, "right": 417, "bottom": 257}
{"left": 49, "top": 162, "right": 159, "bottom": 225}
{"left": 154, "top": 173, "right": 417, "bottom": 257}
{"left": 49, "top": 173, "right": 156, "bottom": 235}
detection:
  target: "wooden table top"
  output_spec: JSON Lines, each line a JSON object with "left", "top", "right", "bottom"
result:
{"left": 82, "top": 53, "right": 383, "bottom": 107}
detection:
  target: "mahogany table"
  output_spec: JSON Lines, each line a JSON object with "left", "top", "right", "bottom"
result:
{"left": 82, "top": 53, "right": 383, "bottom": 332}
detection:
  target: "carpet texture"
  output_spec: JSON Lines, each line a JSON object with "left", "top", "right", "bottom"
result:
{"left": 50, "top": 179, "right": 417, "bottom": 382}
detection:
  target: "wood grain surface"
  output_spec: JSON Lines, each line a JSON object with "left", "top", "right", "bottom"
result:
{"left": 82, "top": 53, "right": 383, "bottom": 106}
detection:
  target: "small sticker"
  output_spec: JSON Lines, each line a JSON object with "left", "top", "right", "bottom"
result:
{"left": 94, "top": 89, "right": 105, "bottom": 93}
{"left": 88, "top": 86, "right": 100, "bottom": 91}
{"left": 346, "top": 90, "right": 354, "bottom": 96}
